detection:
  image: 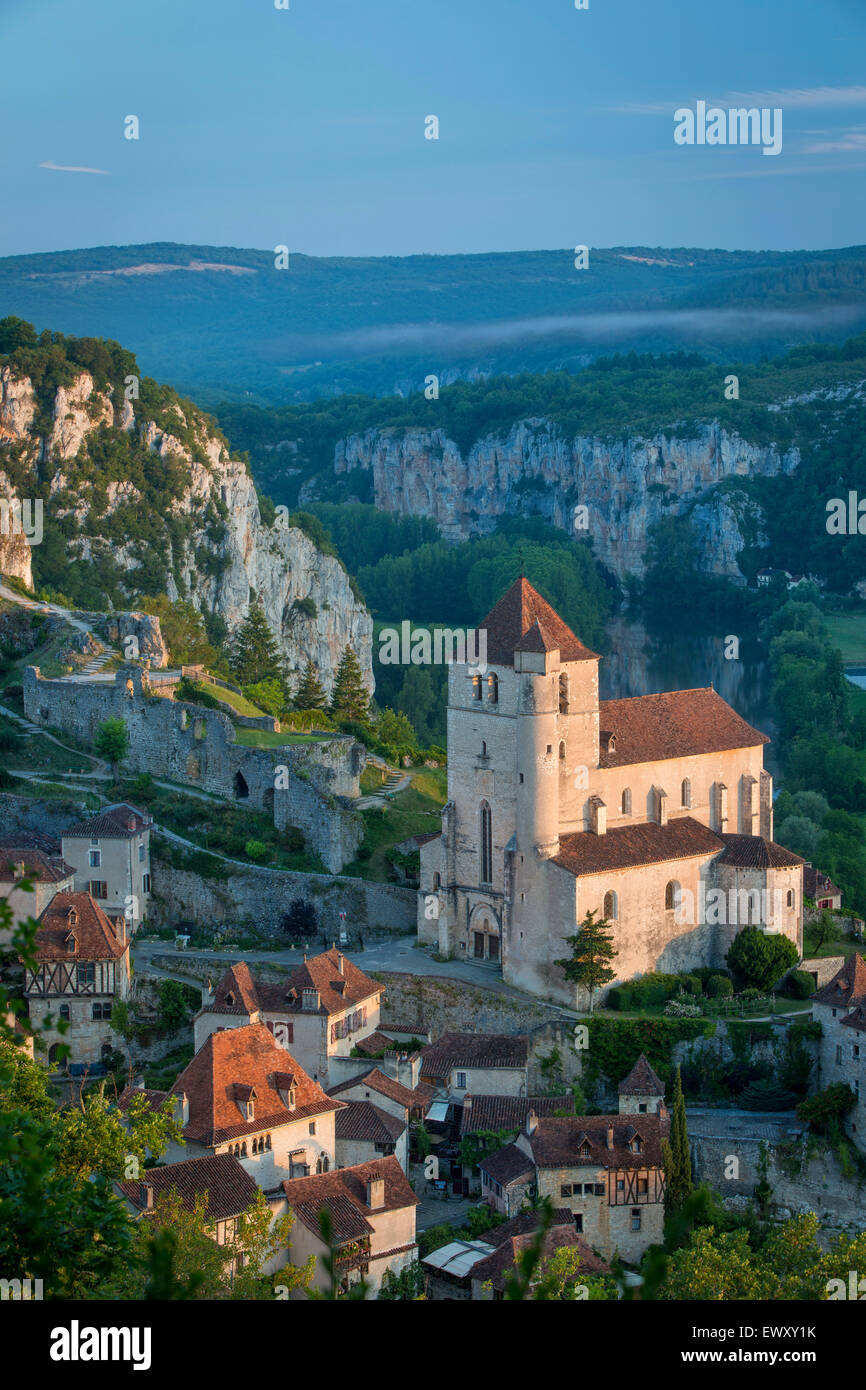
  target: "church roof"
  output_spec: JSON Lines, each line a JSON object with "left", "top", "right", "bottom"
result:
{"left": 553, "top": 817, "right": 723, "bottom": 878}
{"left": 716, "top": 835, "right": 803, "bottom": 869}
{"left": 598, "top": 688, "right": 768, "bottom": 767}
{"left": 474, "top": 578, "right": 599, "bottom": 667}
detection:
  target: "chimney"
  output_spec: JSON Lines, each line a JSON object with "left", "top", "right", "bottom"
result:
{"left": 526, "top": 1109, "right": 538, "bottom": 1136}
{"left": 127, "top": 817, "right": 137, "bottom": 833}
{"left": 203, "top": 977, "right": 215, "bottom": 1007}
{"left": 606, "top": 1124, "right": 614, "bottom": 1150}
{"left": 337, "top": 954, "right": 344, "bottom": 975}
{"left": 174, "top": 1091, "right": 190, "bottom": 1127}
{"left": 139, "top": 1182, "right": 154, "bottom": 1210}
{"left": 302, "top": 988, "right": 320, "bottom": 1013}
{"left": 366, "top": 1173, "right": 385, "bottom": 1210}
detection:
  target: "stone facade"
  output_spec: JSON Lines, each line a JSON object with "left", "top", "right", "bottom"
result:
{"left": 812, "top": 954, "right": 866, "bottom": 1142}
{"left": 61, "top": 804, "right": 152, "bottom": 930}
{"left": 24, "top": 663, "right": 364, "bottom": 872}
{"left": 419, "top": 578, "right": 803, "bottom": 1006}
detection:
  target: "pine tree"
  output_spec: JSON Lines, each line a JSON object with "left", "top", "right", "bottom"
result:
{"left": 229, "top": 601, "right": 284, "bottom": 687}
{"left": 553, "top": 908, "right": 617, "bottom": 1014}
{"left": 294, "top": 660, "right": 327, "bottom": 711}
{"left": 661, "top": 1065, "right": 693, "bottom": 1214}
{"left": 329, "top": 645, "right": 370, "bottom": 722}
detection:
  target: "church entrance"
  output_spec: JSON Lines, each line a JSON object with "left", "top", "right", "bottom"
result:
{"left": 488, "top": 934, "right": 499, "bottom": 962}
{"left": 473, "top": 932, "right": 485, "bottom": 958}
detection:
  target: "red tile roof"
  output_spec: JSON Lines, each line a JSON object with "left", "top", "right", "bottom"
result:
{"left": 618, "top": 1054, "right": 665, "bottom": 1096}
{"left": 554, "top": 817, "right": 723, "bottom": 878}
{"left": 168, "top": 1023, "right": 343, "bottom": 1146}
{"left": 716, "top": 835, "right": 803, "bottom": 870}
{"left": 804, "top": 865, "right": 841, "bottom": 900}
{"left": 813, "top": 954, "right": 866, "bottom": 1008}
{"left": 116, "top": 1153, "right": 258, "bottom": 1222}
{"left": 598, "top": 688, "right": 768, "bottom": 767}
{"left": 524, "top": 1113, "right": 669, "bottom": 1170}
{"left": 840, "top": 1004, "right": 866, "bottom": 1036}
{"left": 0, "top": 831, "right": 62, "bottom": 855}
{"left": 328, "top": 1067, "right": 436, "bottom": 1114}
{"left": 421, "top": 1032, "right": 529, "bottom": 1075}
{"left": 280, "top": 1155, "right": 418, "bottom": 1242}
{"left": 460, "top": 1094, "right": 576, "bottom": 1134}
{"left": 33, "top": 892, "right": 127, "bottom": 961}
{"left": 63, "top": 802, "right": 151, "bottom": 839}
{"left": 116, "top": 1085, "right": 169, "bottom": 1114}
{"left": 471, "top": 1223, "right": 610, "bottom": 1291}
{"left": 205, "top": 950, "right": 382, "bottom": 1019}
{"left": 474, "top": 578, "right": 599, "bottom": 667}
{"left": 0, "top": 847, "right": 75, "bottom": 884}
{"left": 479, "top": 1143, "right": 535, "bottom": 1185}
{"left": 334, "top": 1100, "right": 406, "bottom": 1144}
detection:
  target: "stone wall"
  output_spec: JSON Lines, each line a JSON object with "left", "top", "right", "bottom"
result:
{"left": 151, "top": 860, "right": 416, "bottom": 937}
{"left": 375, "top": 971, "right": 562, "bottom": 1039}
{"left": 0, "top": 790, "right": 92, "bottom": 838}
{"left": 23, "top": 663, "right": 363, "bottom": 871}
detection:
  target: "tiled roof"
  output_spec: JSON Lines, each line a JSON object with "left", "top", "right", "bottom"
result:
{"left": 421, "top": 1032, "right": 529, "bottom": 1074}
{"left": 460, "top": 1094, "right": 575, "bottom": 1135}
{"left": 280, "top": 1155, "right": 418, "bottom": 1241}
{"left": 34, "top": 892, "right": 127, "bottom": 961}
{"left": 334, "top": 1100, "right": 406, "bottom": 1144}
{"left": 116, "top": 1154, "right": 258, "bottom": 1222}
{"left": 554, "top": 817, "right": 723, "bottom": 878}
{"left": 597, "top": 688, "right": 768, "bottom": 768}
{"left": 206, "top": 950, "right": 382, "bottom": 1019}
{"left": 168, "top": 1023, "right": 343, "bottom": 1146}
{"left": 471, "top": 1224, "right": 610, "bottom": 1291}
{"left": 840, "top": 1004, "right": 866, "bottom": 1035}
{"left": 716, "top": 835, "right": 804, "bottom": 870}
{"left": 813, "top": 954, "right": 866, "bottom": 1008}
{"left": 618, "top": 1054, "right": 665, "bottom": 1097}
{"left": 63, "top": 802, "right": 151, "bottom": 839}
{"left": 473, "top": 578, "right": 599, "bottom": 667}
{"left": 804, "top": 865, "right": 841, "bottom": 900}
{"left": 328, "top": 1067, "right": 435, "bottom": 1114}
{"left": 479, "top": 1143, "right": 534, "bottom": 1185}
{"left": 354, "top": 1030, "right": 394, "bottom": 1057}
{"left": 116, "top": 1085, "right": 169, "bottom": 1114}
{"left": 0, "top": 847, "right": 75, "bottom": 884}
{"left": 525, "top": 1113, "right": 669, "bottom": 1170}
{"left": 0, "top": 830, "right": 62, "bottom": 855}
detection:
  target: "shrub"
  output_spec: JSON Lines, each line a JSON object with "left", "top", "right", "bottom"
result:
{"left": 683, "top": 975, "right": 703, "bottom": 996}
{"left": 741, "top": 987, "right": 763, "bottom": 1001}
{"left": 739, "top": 1078, "right": 797, "bottom": 1111}
{"left": 664, "top": 1000, "right": 703, "bottom": 1018}
{"left": 796, "top": 1083, "right": 858, "bottom": 1134}
{"left": 786, "top": 970, "right": 815, "bottom": 1000}
{"left": 726, "top": 927, "right": 799, "bottom": 991}
{"left": 244, "top": 839, "right": 269, "bottom": 862}
{"left": 707, "top": 974, "right": 734, "bottom": 997}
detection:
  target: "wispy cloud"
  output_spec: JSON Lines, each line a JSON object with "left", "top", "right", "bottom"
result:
{"left": 803, "top": 130, "right": 866, "bottom": 154}
{"left": 616, "top": 85, "right": 866, "bottom": 116}
{"left": 39, "top": 161, "right": 111, "bottom": 175}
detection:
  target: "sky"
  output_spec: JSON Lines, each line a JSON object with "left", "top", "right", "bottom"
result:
{"left": 2, "top": 0, "right": 865, "bottom": 259}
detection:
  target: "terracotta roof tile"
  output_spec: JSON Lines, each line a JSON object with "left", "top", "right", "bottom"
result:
{"left": 618, "top": 1054, "right": 665, "bottom": 1096}
{"left": 479, "top": 1143, "right": 534, "bottom": 1185}
{"left": 280, "top": 1155, "right": 418, "bottom": 1242}
{"left": 116, "top": 1154, "right": 258, "bottom": 1222}
{"left": 840, "top": 1004, "right": 866, "bottom": 1035}
{"left": 474, "top": 578, "right": 599, "bottom": 667}
{"left": 0, "top": 848, "right": 75, "bottom": 884}
{"left": 471, "top": 1225, "right": 610, "bottom": 1291}
{"left": 33, "top": 892, "right": 127, "bottom": 961}
{"left": 116, "top": 1085, "right": 169, "bottom": 1114}
{"left": 328, "top": 1067, "right": 435, "bottom": 1114}
{"left": 804, "top": 865, "right": 841, "bottom": 900}
{"left": 716, "top": 835, "right": 804, "bottom": 870}
{"left": 168, "top": 1023, "right": 343, "bottom": 1146}
{"left": 460, "top": 1094, "right": 576, "bottom": 1134}
{"left": 421, "top": 1032, "right": 529, "bottom": 1074}
{"left": 598, "top": 688, "right": 768, "bottom": 767}
{"left": 525, "top": 1113, "right": 669, "bottom": 1170}
{"left": 206, "top": 950, "right": 382, "bottom": 1019}
{"left": 813, "top": 954, "right": 866, "bottom": 1008}
{"left": 63, "top": 802, "right": 152, "bottom": 839}
{"left": 334, "top": 1100, "right": 406, "bottom": 1144}
{"left": 0, "top": 830, "right": 61, "bottom": 855}
{"left": 554, "top": 817, "right": 723, "bottom": 878}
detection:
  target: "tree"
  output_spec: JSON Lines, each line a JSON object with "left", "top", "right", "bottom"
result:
{"left": 94, "top": 716, "right": 129, "bottom": 776}
{"left": 554, "top": 908, "right": 617, "bottom": 1013}
{"left": 243, "top": 678, "right": 287, "bottom": 719}
{"left": 725, "top": 927, "right": 799, "bottom": 991}
{"left": 806, "top": 908, "right": 836, "bottom": 953}
{"left": 139, "top": 597, "right": 218, "bottom": 668}
{"left": 660, "top": 1066, "right": 692, "bottom": 1215}
{"left": 294, "top": 660, "right": 327, "bottom": 711}
{"left": 796, "top": 1082, "right": 858, "bottom": 1134}
{"left": 329, "top": 645, "right": 370, "bottom": 722}
{"left": 229, "top": 601, "right": 285, "bottom": 688}
{"left": 281, "top": 898, "right": 318, "bottom": 939}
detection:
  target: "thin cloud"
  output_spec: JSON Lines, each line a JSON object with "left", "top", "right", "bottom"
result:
{"left": 39, "top": 160, "right": 111, "bottom": 175}
{"left": 803, "top": 131, "right": 866, "bottom": 154}
{"left": 616, "top": 85, "right": 866, "bottom": 116}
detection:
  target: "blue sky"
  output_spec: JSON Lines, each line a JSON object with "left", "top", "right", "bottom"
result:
{"left": 2, "top": 0, "right": 865, "bottom": 257}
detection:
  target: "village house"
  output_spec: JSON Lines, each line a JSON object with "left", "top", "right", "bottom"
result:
{"left": 194, "top": 949, "right": 383, "bottom": 1087}
{"left": 60, "top": 803, "right": 152, "bottom": 931}
{"left": 470, "top": 1210, "right": 610, "bottom": 1301}
{"left": 271, "top": 1155, "right": 419, "bottom": 1295}
{"left": 334, "top": 1100, "right": 408, "bottom": 1172}
{"left": 461, "top": 1094, "right": 576, "bottom": 1202}
{"left": 23, "top": 890, "right": 130, "bottom": 1069}
{"left": 120, "top": 1023, "right": 344, "bottom": 1184}
{"left": 420, "top": 1032, "right": 530, "bottom": 1104}
{"left": 480, "top": 1055, "right": 668, "bottom": 1260}
{"left": 418, "top": 577, "right": 803, "bottom": 1006}
{"left": 0, "top": 837, "right": 75, "bottom": 944}
{"left": 804, "top": 863, "right": 843, "bottom": 911}
{"left": 328, "top": 1060, "right": 436, "bottom": 1127}
{"left": 114, "top": 1153, "right": 260, "bottom": 1277}
{"left": 812, "top": 954, "right": 866, "bottom": 1141}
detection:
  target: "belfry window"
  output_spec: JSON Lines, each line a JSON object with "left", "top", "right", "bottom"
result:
{"left": 487, "top": 673, "right": 499, "bottom": 704}
{"left": 471, "top": 675, "right": 482, "bottom": 701}
{"left": 480, "top": 801, "right": 493, "bottom": 885}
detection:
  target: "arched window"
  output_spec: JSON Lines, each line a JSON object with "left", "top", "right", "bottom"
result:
{"left": 665, "top": 881, "right": 680, "bottom": 912}
{"left": 681, "top": 778, "right": 691, "bottom": 808}
{"left": 266, "top": 1134, "right": 271, "bottom": 1150}
{"left": 487, "top": 673, "right": 498, "bottom": 704}
{"left": 786, "top": 889, "right": 794, "bottom": 908}
{"left": 603, "top": 890, "right": 618, "bottom": 921}
{"left": 559, "top": 673, "right": 569, "bottom": 715}
{"left": 241, "top": 1142, "right": 247, "bottom": 1157}
{"left": 621, "top": 788, "right": 631, "bottom": 815}
{"left": 480, "top": 801, "right": 493, "bottom": 885}
{"left": 471, "top": 675, "right": 482, "bottom": 701}
{"left": 559, "top": 740, "right": 566, "bottom": 761}
{"left": 481, "top": 740, "right": 487, "bottom": 758}
{"left": 432, "top": 872, "right": 441, "bottom": 891}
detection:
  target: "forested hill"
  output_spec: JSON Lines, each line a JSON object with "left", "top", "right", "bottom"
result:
{"left": 1, "top": 241, "right": 865, "bottom": 403}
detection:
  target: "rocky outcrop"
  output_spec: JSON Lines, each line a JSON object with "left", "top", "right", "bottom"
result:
{"left": 0, "top": 368, "right": 373, "bottom": 691}
{"left": 324, "top": 419, "right": 799, "bottom": 583}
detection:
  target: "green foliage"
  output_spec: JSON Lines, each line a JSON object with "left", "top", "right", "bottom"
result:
{"left": 787, "top": 969, "right": 816, "bottom": 1000}
{"left": 726, "top": 927, "right": 800, "bottom": 991}
{"left": 293, "top": 660, "right": 328, "bottom": 712}
{"left": 661, "top": 1067, "right": 693, "bottom": 1215}
{"left": 796, "top": 1083, "right": 858, "bottom": 1134}
{"left": 244, "top": 839, "right": 269, "bottom": 862}
{"left": 739, "top": 1078, "right": 797, "bottom": 1111}
{"left": 93, "top": 716, "right": 129, "bottom": 770}
{"left": 554, "top": 908, "right": 618, "bottom": 1011}
{"left": 378, "top": 1262, "right": 426, "bottom": 1300}
{"left": 280, "top": 898, "right": 318, "bottom": 938}
{"left": 330, "top": 645, "right": 370, "bottom": 722}
{"left": 139, "top": 597, "right": 219, "bottom": 668}
{"left": 580, "top": 1016, "right": 713, "bottom": 1094}
{"left": 707, "top": 973, "right": 734, "bottom": 998}
{"left": 229, "top": 601, "right": 287, "bottom": 690}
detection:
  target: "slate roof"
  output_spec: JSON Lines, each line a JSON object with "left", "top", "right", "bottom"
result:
{"left": 63, "top": 803, "right": 151, "bottom": 839}
{"left": 421, "top": 1032, "right": 529, "bottom": 1075}
{"left": 205, "top": 950, "right": 382, "bottom": 1019}
{"left": 168, "top": 1023, "right": 343, "bottom": 1146}
{"left": 280, "top": 1155, "right": 418, "bottom": 1242}
{"left": 553, "top": 817, "right": 723, "bottom": 878}
{"left": 479, "top": 1143, "right": 534, "bottom": 1185}
{"left": 34, "top": 892, "right": 127, "bottom": 961}
{"left": 460, "top": 1094, "right": 575, "bottom": 1135}
{"left": 334, "top": 1100, "right": 406, "bottom": 1145}
{"left": 0, "top": 847, "right": 75, "bottom": 884}
{"left": 327, "top": 1067, "right": 436, "bottom": 1115}
{"left": 473, "top": 578, "right": 599, "bottom": 667}
{"left": 618, "top": 1054, "right": 665, "bottom": 1096}
{"left": 716, "top": 835, "right": 804, "bottom": 870}
{"left": 813, "top": 954, "right": 866, "bottom": 1008}
{"left": 523, "top": 1113, "right": 669, "bottom": 1170}
{"left": 116, "top": 1154, "right": 258, "bottom": 1223}
{"left": 597, "top": 688, "right": 768, "bottom": 768}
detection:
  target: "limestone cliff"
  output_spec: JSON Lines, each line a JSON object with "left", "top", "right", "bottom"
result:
{"left": 320, "top": 419, "right": 798, "bottom": 583}
{"left": 0, "top": 365, "right": 372, "bottom": 690}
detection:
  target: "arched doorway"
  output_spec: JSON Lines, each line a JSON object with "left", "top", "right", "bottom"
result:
{"left": 469, "top": 906, "right": 500, "bottom": 964}
{"left": 234, "top": 771, "right": 250, "bottom": 799}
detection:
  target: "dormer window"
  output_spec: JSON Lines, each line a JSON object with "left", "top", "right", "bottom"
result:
{"left": 68, "top": 908, "right": 79, "bottom": 927}
{"left": 579, "top": 1142, "right": 590, "bottom": 1158}
{"left": 225, "top": 991, "right": 235, "bottom": 1005}
{"left": 631, "top": 1138, "right": 642, "bottom": 1153}
{"left": 607, "top": 734, "right": 616, "bottom": 753}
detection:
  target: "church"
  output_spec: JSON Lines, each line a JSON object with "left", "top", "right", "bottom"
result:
{"left": 417, "top": 578, "right": 803, "bottom": 1006}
